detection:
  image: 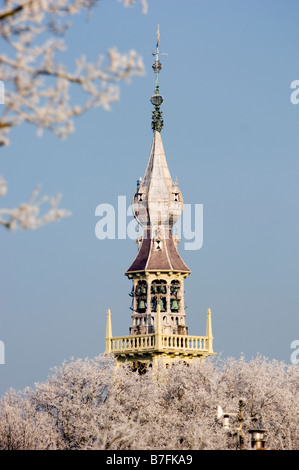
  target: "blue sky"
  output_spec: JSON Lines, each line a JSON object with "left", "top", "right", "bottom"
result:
{"left": 1, "top": 0, "right": 299, "bottom": 395}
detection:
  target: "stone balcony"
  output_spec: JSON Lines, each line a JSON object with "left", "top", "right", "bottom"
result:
{"left": 107, "top": 332, "right": 212, "bottom": 357}
{"left": 105, "top": 306, "right": 215, "bottom": 362}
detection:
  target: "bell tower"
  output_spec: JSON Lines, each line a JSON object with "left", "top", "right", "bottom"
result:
{"left": 105, "top": 27, "right": 215, "bottom": 369}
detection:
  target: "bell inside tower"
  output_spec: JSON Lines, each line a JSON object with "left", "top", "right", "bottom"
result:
{"left": 151, "top": 280, "right": 167, "bottom": 312}
{"left": 129, "top": 275, "right": 188, "bottom": 336}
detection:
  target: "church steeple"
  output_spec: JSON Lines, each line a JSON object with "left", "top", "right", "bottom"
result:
{"left": 126, "top": 27, "right": 190, "bottom": 336}
{"left": 126, "top": 130, "right": 190, "bottom": 274}
{"left": 104, "top": 28, "right": 215, "bottom": 369}
{"left": 127, "top": 26, "right": 189, "bottom": 275}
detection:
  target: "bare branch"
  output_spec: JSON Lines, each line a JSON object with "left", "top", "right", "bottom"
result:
{"left": 0, "top": 0, "right": 147, "bottom": 230}
{"left": 0, "top": 1, "right": 146, "bottom": 145}
{"left": 0, "top": 184, "right": 71, "bottom": 230}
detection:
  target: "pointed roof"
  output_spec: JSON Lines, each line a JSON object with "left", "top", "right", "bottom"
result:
{"left": 125, "top": 227, "right": 190, "bottom": 274}
{"left": 126, "top": 131, "right": 190, "bottom": 275}
{"left": 126, "top": 27, "right": 190, "bottom": 276}
{"left": 143, "top": 130, "right": 173, "bottom": 198}
{"left": 132, "top": 130, "right": 184, "bottom": 231}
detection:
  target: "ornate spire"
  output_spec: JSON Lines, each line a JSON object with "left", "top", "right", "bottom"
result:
{"left": 126, "top": 26, "right": 189, "bottom": 275}
{"left": 150, "top": 25, "right": 166, "bottom": 133}
{"left": 104, "top": 28, "right": 215, "bottom": 368}
{"left": 126, "top": 126, "right": 190, "bottom": 274}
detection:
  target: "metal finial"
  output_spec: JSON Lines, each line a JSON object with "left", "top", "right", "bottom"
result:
{"left": 152, "top": 24, "right": 166, "bottom": 93}
{"left": 150, "top": 25, "right": 167, "bottom": 133}
{"left": 156, "top": 24, "right": 160, "bottom": 54}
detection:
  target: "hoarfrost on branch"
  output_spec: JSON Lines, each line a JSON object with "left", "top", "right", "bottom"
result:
{"left": 0, "top": 354, "right": 298, "bottom": 450}
{"left": 0, "top": 182, "right": 71, "bottom": 230}
{"left": 0, "top": 0, "right": 146, "bottom": 230}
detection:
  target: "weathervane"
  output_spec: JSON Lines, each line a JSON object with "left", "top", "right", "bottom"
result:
{"left": 150, "top": 25, "right": 167, "bottom": 133}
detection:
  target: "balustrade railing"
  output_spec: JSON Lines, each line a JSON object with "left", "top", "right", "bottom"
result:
{"left": 109, "top": 333, "right": 209, "bottom": 353}
{"left": 110, "top": 334, "right": 156, "bottom": 352}
{"left": 162, "top": 335, "right": 208, "bottom": 351}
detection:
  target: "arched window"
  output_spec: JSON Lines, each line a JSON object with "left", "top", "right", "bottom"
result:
{"left": 151, "top": 280, "right": 167, "bottom": 312}
{"left": 170, "top": 280, "right": 180, "bottom": 312}
{"left": 135, "top": 280, "right": 147, "bottom": 313}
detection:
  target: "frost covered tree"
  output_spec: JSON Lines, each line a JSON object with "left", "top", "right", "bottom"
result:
{"left": 0, "top": 0, "right": 146, "bottom": 230}
{"left": 0, "top": 354, "right": 298, "bottom": 450}
{"left": 0, "top": 388, "right": 59, "bottom": 449}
